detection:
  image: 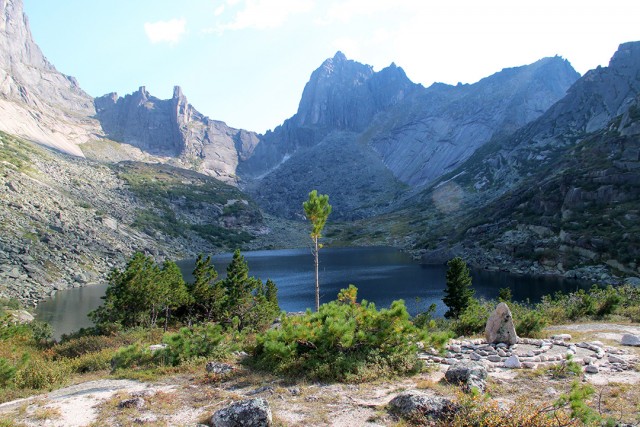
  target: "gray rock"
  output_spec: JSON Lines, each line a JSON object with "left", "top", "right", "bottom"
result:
{"left": 620, "top": 334, "right": 640, "bottom": 346}
{"left": 211, "top": 398, "right": 272, "bottom": 427}
{"left": 0, "top": 0, "right": 101, "bottom": 156}
{"left": 485, "top": 302, "right": 518, "bottom": 345}
{"left": 388, "top": 392, "right": 458, "bottom": 422}
{"left": 504, "top": 355, "right": 522, "bottom": 369}
{"left": 444, "top": 361, "right": 488, "bottom": 393}
{"left": 118, "top": 397, "right": 145, "bottom": 410}
{"left": 148, "top": 344, "right": 167, "bottom": 352}
{"left": 608, "top": 355, "right": 626, "bottom": 364}
{"left": 6, "top": 309, "right": 34, "bottom": 324}
{"left": 551, "top": 334, "right": 572, "bottom": 341}
{"left": 206, "top": 362, "right": 235, "bottom": 375}
{"left": 585, "top": 365, "right": 599, "bottom": 374}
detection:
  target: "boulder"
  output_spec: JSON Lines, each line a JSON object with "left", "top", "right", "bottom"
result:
{"left": 206, "top": 362, "right": 235, "bottom": 375}
{"left": 118, "top": 397, "right": 145, "bottom": 410}
{"left": 211, "top": 398, "right": 272, "bottom": 427}
{"left": 388, "top": 391, "right": 458, "bottom": 422}
{"left": 6, "top": 309, "right": 34, "bottom": 324}
{"left": 620, "top": 334, "right": 640, "bottom": 346}
{"left": 444, "top": 361, "right": 488, "bottom": 393}
{"left": 485, "top": 302, "right": 518, "bottom": 345}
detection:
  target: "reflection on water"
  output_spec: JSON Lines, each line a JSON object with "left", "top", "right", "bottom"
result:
{"left": 36, "top": 247, "right": 592, "bottom": 338}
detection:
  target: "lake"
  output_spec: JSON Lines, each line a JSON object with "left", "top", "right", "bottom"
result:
{"left": 35, "top": 246, "right": 592, "bottom": 338}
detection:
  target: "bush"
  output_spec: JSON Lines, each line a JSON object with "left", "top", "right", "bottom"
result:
{"left": 253, "top": 287, "right": 425, "bottom": 382}
{"left": 53, "top": 334, "right": 127, "bottom": 359}
{"left": 110, "top": 344, "right": 156, "bottom": 371}
{"left": 14, "top": 358, "right": 70, "bottom": 390}
{"left": 67, "top": 348, "right": 115, "bottom": 373}
{"left": 0, "top": 358, "right": 16, "bottom": 388}
{"left": 538, "top": 284, "right": 639, "bottom": 323}
{"left": 515, "top": 310, "right": 548, "bottom": 337}
{"left": 445, "top": 392, "right": 575, "bottom": 427}
{"left": 159, "top": 323, "right": 230, "bottom": 366}
{"left": 452, "top": 300, "right": 490, "bottom": 337}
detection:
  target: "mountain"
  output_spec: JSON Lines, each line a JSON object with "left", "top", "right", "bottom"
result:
{"left": 404, "top": 42, "right": 640, "bottom": 282}
{"left": 93, "top": 86, "right": 260, "bottom": 183}
{"left": 241, "top": 52, "right": 579, "bottom": 219}
{"left": 368, "top": 56, "right": 580, "bottom": 186}
{"left": 0, "top": 131, "right": 268, "bottom": 304}
{"left": 0, "top": 0, "right": 101, "bottom": 156}
{"left": 238, "top": 52, "right": 418, "bottom": 179}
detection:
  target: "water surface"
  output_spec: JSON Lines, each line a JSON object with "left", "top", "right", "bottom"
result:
{"left": 36, "top": 247, "right": 592, "bottom": 338}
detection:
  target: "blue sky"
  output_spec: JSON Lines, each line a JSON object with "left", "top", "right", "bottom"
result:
{"left": 23, "top": 0, "right": 640, "bottom": 134}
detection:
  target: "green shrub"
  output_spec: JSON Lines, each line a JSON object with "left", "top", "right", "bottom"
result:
{"left": 515, "top": 310, "right": 548, "bottom": 337}
{"left": 67, "top": 348, "right": 115, "bottom": 373}
{"left": 538, "top": 284, "right": 639, "bottom": 323}
{"left": 14, "top": 358, "right": 70, "bottom": 390}
{"left": 595, "top": 286, "right": 622, "bottom": 317}
{"left": 253, "top": 287, "right": 425, "bottom": 382}
{"left": 53, "top": 334, "right": 124, "bottom": 358}
{"left": 0, "top": 358, "right": 16, "bottom": 388}
{"left": 453, "top": 300, "right": 490, "bottom": 337}
{"left": 159, "top": 323, "right": 230, "bottom": 366}
{"left": 110, "top": 344, "right": 157, "bottom": 371}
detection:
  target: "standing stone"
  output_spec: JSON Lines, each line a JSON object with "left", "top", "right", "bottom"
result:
{"left": 485, "top": 302, "right": 518, "bottom": 345}
{"left": 211, "top": 398, "right": 272, "bottom": 427}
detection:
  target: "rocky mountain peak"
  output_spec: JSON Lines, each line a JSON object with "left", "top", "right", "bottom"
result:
{"left": 94, "top": 86, "right": 260, "bottom": 182}
{"left": 0, "top": 0, "right": 50, "bottom": 70}
{"left": 173, "top": 85, "right": 184, "bottom": 100}
{"left": 294, "top": 53, "right": 414, "bottom": 130}
{"left": 608, "top": 41, "right": 640, "bottom": 71}
{"left": 0, "top": 0, "right": 100, "bottom": 156}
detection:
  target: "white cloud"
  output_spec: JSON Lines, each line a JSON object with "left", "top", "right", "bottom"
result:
{"left": 144, "top": 18, "right": 187, "bottom": 45}
{"left": 216, "top": 0, "right": 315, "bottom": 32}
{"left": 214, "top": 5, "right": 225, "bottom": 16}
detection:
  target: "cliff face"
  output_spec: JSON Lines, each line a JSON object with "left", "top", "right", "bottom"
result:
{"left": 406, "top": 42, "right": 640, "bottom": 281}
{"left": 369, "top": 56, "right": 580, "bottom": 186}
{"left": 94, "top": 86, "right": 260, "bottom": 182}
{"left": 0, "top": 0, "right": 100, "bottom": 156}
{"left": 241, "top": 52, "right": 579, "bottom": 219}
{"left": 237, "top": 52, "right": 419, "bottom": 179}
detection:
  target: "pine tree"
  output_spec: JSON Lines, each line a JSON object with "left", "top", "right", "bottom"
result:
{"left": 158, "top": 260, "right": 190, "bottom": 331}
{"left": 90, "top": 252, "right": 161, "bottom": 328}
{"left": 442, "top": 257, "right": 475, "bottom": 319}
{"left": 221, "top": 249, "right": 262, "bottom": 330}
{"left": 265, "top": 279, "right": 279, "bottom": 310}
{"left": 188, "top": 254, "right": 223, "bottom": 322}
{"left": 303, "top": 190, "right": 332, "bottom": 311}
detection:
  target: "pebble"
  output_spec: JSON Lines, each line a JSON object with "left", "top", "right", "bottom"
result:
{"left": 585, "top": 365, "right": 599, "bottom": 374}
{"left": 608, "top": 355, "right": 626, "bottom": 364}
{"left": 504, "top": 355, "right": 521, "bottom": 369}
